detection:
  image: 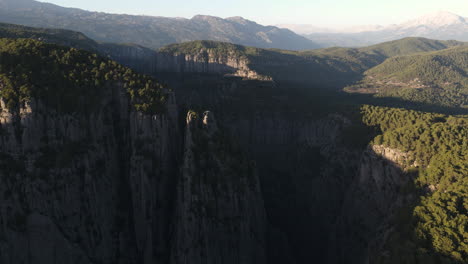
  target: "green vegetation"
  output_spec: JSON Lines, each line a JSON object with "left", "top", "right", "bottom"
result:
{"left": 368, "top": 47, "right": 467, "bottom": 83}
{"left": 362, "top": 105, "right": 467, "bottom": 263}
{"left": 161, "top": 38, "right": 467, "bottom": 91}
{"left": 347, "top": 46, "right": 468, "bottom": 109}
{"left": 295, "top": 38, "right": 465, "bottom": 75}
{"left": 0, "top": 23, "right": 100, "bottom": 51}
{"left": 0, "top": 21, "right": 466, "bottom": 264}
{"left": 359, "top": 38, "right": 466, "bottom": 58}
{"left": 158, "top": 39, "right": 468, "bottom": 263}
{"left": 0, "top": 38, "right": 167, "bottom": 114}
{"left": 2, "top": 23, "right": 465, "bottom": 105}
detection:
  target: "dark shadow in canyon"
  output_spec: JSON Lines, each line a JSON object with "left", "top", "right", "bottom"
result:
{"left": 150, "top": 73, "right": 465, "bottom": 263}
{"left": 0, "top": 68, "right": 464, "bottom": 263}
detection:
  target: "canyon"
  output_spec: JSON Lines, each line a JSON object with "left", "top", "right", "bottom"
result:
{"left": 0, "top": 23, "right": 465, "bottom": 264}
{"left": 0, "top": 61, "right": 419, "bottom": 264}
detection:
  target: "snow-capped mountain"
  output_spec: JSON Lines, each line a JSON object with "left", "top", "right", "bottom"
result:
{"left": 378, "top": 11, "right": 468, "bottom": 43}
{"left": 398, "top": 11, "right": 466, "bottom": 29}
{"left": 283, "top": 11, "right": 468, "bottom": 47}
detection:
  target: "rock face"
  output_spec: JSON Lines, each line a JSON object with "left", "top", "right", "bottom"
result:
{"left": 171, "top": 111, "right": 266, "bottom": 264}
{"left": 215, "top": 110, "right": 360, "bottom": 263}
{"left": 107, "top": 47, "right": 271, "bottom": 81}
{"left": 0, "top": 85, "right": 180, "bottom": 264}
{"left": 154, "top": 50, "right": 270, "bottom": 80}
{"left": 0, "top": 79, "right": 267, "bottom": 263}
{"left": 155, "top": 71, "right": 372, "bottom": 263}
{"left": 0, "top": 31, "right": 428, "bottom": 264}
{"left": 217, "top": 101, "right": 417, "bottom": 263}
{"left": 331, "top": 145, "right": 416, "bottom": 264}
{"left": 95, "top": 43, "right": 272, "bottom": 82}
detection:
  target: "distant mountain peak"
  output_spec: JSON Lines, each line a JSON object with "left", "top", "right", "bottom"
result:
{"left": 401, "top": 11, "right": 466, "bottom": 28}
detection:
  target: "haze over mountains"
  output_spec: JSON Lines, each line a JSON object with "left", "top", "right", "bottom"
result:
{"left": 0, "top": 0, "right": 319, "bottom": 50}
{"left": 1, "top": 0, "right": 465, "bottom": 50}
{"left": 281, "top": 11, "right": 468, "bottom": 47}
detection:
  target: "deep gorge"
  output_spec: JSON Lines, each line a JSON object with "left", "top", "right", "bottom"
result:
{"left": 0, "top": 34, "right": 465, "bottom": 264}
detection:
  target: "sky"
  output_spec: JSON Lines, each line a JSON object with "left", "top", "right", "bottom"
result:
{"left": 38, "top": 0, "right": 468, "bottom": 27}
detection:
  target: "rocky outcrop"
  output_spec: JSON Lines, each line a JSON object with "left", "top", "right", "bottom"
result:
{"left": 103, "top": 46, "right": 272, "bottom": 81}
{"left": 0, "top": 81, "right": 269, "bottom": 264}
{"left": 216, "top": 111, "right": 360, "bottom": 263}
{"left": 0, "top": 84, "right": 181, "bottom": 264}
{"left": 371, "top": 144, "right": 419, "bottom": 168}
{"left": 0, "top": 30, "right": 440, "bottom": 264}
{"left": 331, "top": 145, "right": 416, "bottom": 264}
{"left": 154, "top": 50, "right": 271, "bottom": 80}
{"left": 171, "top": 111, "right": 267, "bottom": 264}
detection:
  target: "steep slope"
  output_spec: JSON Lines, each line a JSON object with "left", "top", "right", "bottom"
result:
{"left": 172, "top": 111, "right": 266, "bottom": 264}
{"left": 0, "top": 38, "right": 175, "bottom": 264}
{"left": 143, "top": 37, "right": 468, "bottom": 263}
{"left": 346, "top": 46, "right": 468, "bottom": 109}
{"left": 334, "top": 106, "right": 468, "bottom": 264}
{"left": 0, "top": 0, "right": 319, "bottom": 50}
{"left": 0, "top": 38, "right": 267, "bottom": 264}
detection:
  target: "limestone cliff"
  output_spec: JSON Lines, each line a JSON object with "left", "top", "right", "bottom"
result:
{"left": 171, "top": 111, "right": 267, "bottom": 264}
{"left": 331, "top": 144, "right": 417, "bottom": 264}
{"left": 218, "top": 111, "right": 360, "bottom": 263}
{"left": 103, "top": 45, "right": 272, "bottom": 81}
{"left": 0, "top": 30, "right": 450, "bottom": 264}
{"left": 0, "top": 84, "right": 181, "bottom": 264}
{"left": 0, "top": 81, "right": 269, "bottom": 263}
{"left": 154, "top": 49, "right": 271, "bottom": 80}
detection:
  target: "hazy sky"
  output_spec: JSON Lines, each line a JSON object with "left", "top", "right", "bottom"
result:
{"left": 39, "top": 0, "right": 468, "bottom": 27}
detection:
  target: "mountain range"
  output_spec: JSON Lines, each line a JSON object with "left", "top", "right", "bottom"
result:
{"left": 0, "top": 0, "right": 319, "bottom": 50}
{"left": 282, "top": 11, "right": 468, "bottom": 47}
{"left": 2, "top": 20, "right": 464, "bottom": 111}
{"left": 1, "top": 0, "right": 466, "bottom": 50}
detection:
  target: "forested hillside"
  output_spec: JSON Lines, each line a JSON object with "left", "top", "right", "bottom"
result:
{"left": 160, "top": 38, "right": 467, "bottom": 90}
{"left": 0, "top": 38, "right": 167, "bottom": 114}
{"left": 2, "top": 22, "right": 466, "bottom": 103}
{"left": 347, "top": 47, "right": 468, "bottom": 109}
{"left": 361, "top": 105, "right": 467, "bottom": 263}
